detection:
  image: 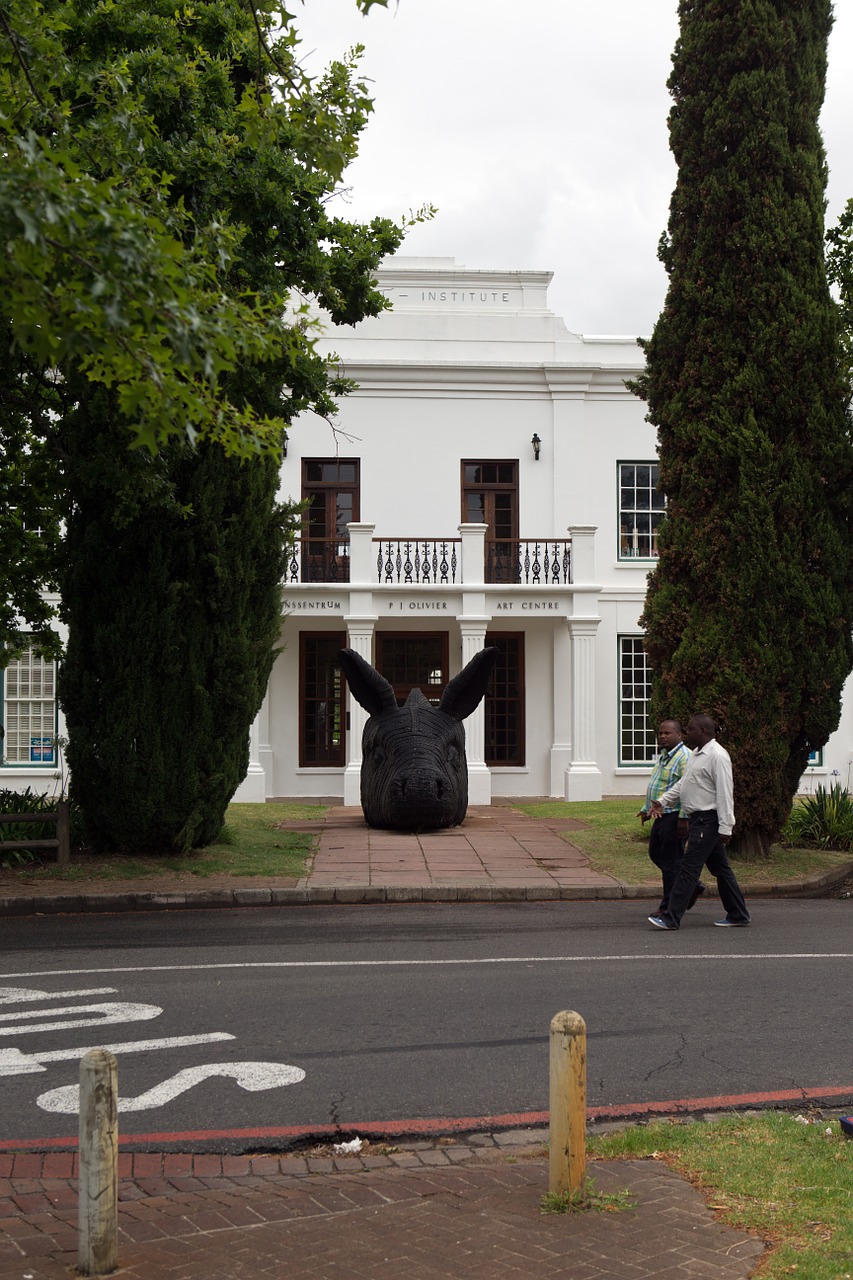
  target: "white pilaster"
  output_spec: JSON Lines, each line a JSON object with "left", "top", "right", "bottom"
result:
{"left": 567, "top": 524, "right": 597, "bottom": 585}
{"left": 343, "top": 619, "right": 376, "bottom": 806}
{"left": 233, "top": 709, "right": 267, "bottom": 802}
{"left": 459, "top": 620, "right": 491, "bottom": 805}
{"left": 346, "top": 522, "right": 376, "bottom": 585}
{"left": 565, "top": 616, "right": 603, "bottom": 801}
{"left": 550, "top": 621, "right": 572, "bottom": 796}
{"left": 458, "top": 522, "right": 488, "bottom": 586}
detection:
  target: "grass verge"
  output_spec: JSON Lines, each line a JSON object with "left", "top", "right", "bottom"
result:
{"left": 0, "top": 802, "right": 323, "bottom": 882}
{"left": 589, "top": 1112, "right": 853, "bottom": 1279}
{"left": 513, "top": 799, "right": 853, "bottom": 888}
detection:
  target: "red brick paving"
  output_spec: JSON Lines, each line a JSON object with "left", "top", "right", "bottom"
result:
{"left": 0, "top": 1135, "right": 765, "bottom": 1280}
{"left": 301, "top": 804, "right": 627, "bottom": 898}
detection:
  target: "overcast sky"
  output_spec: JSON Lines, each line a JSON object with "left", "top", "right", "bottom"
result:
{"left": 296, "top": 0, "right": 853, "bottom": 336}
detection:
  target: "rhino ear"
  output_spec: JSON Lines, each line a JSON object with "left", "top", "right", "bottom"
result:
{"left": 439, "top": 647, "right": 499, "bottom": 722}
{"left": 338, "top": 649, "right": 398, "bottom": 716}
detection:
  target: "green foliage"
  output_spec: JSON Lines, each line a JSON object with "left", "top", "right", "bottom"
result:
{"left": 0, "top": 0, "right": 431, "bottom": 652}
{"left": 590, "top": 1112, "right": 853, "bottom": 1280}
{"left": 826, "top": 197, "right": 853, "bottom": 394}
{"left": 0, "top": 0, "right": 418, "bottom": 459}
{"left": 783, "top": 783, "right": 853, "bottom": 851}
{"left": 0, "top": 801, "right": 319, "bottom": 879}
{"left": 0, "top": 787, "right": 83, "bottom": 865}
{"left": 42, "top": 0, "right": 424, "bottom": 852}
{"left": 512, "top": 798, "right": 852, "bottom": 882}
{"left": 0, "top": 354, "right": 63, "bottom": 660}
{"left": 633, "top": 1, "right": 853, "bottom": 857}
{"left": 59, "top": 435, "right": 292, "bottom": 852}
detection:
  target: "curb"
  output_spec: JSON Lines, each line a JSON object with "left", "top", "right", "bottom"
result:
{"left": 1, "top": 858, "right": 850, "bottom": 917}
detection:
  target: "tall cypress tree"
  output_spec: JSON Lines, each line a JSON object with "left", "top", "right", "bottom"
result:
{"left": 634, "top": 0, "right": 853, "bottom": 858}
{"left": 54, "top": 0, "right": 406, "bottom": 852}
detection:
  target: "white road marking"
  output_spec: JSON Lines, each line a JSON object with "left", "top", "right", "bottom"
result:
{"left": 0, "top": 953, "right": 851, "bottom": 982}
{"left": 37, "top": 1061, "right": 306, "bottom": 1113}
{"left": 0, "top": 1001, "right": 162, "bottom": 1037}
{"left": 0, "top": 1034, "right": 235, "bottom": 1077}
{"left": 0, "top": 987, "right": 117, "bottom": 1004}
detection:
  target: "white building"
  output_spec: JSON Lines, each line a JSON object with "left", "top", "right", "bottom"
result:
{"left": 2, "top": 257, "right": 851, "bottom": 801}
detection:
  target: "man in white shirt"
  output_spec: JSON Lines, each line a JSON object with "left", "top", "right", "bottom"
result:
{"left": 647, "top": 714, "right": 750, "bottom": 931}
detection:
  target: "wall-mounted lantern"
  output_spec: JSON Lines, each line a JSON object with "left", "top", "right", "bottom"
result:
{"left": 531, "top": 433, "right": 541, "bottom": 461}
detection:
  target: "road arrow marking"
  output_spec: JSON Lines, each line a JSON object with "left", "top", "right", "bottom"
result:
{"left": 0, "top": 1001, "right": 162, "bottom": 1037}
{"left": 0, "top": 987, "right": 117, "bottom": 1004}
{"left": 37, "top": 1061, "right": 306, "bottom": 1113}
{"left": 0, "top": 1033, "right": 235, "bottom": 1077}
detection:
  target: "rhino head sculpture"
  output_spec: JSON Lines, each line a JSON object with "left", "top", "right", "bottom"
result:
{"left": 337, "top": 646, "right": 499, "bottom": 831}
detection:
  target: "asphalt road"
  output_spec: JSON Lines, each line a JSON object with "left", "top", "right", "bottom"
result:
{"left": 1, "top": 899, "right": 851, "bottom": 1148}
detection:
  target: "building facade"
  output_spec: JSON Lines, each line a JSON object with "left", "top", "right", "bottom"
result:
{"left": 3, "top": 256, "right": 850, "bottom": 801}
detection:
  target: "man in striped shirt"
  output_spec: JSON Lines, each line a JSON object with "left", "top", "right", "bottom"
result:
{"left": 639, "top": 720, "right": 698, "bottom": 914}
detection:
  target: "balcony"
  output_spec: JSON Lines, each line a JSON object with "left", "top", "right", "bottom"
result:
{"left": 285, "top": 525, "right": 582, "bottom": 587}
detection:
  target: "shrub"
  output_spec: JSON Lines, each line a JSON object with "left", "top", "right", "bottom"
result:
{"left": 0, "top": 788, "right": 84, "bottom": 867}
{"left": 783, "top": 784, "right": 853, "bottom": 851}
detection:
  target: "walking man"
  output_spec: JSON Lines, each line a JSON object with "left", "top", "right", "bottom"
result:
{"left": 639, "top": 720, "right": 700, "bottom": 914}
{"left": 647, "top": 714, "right": 750, "bottom": 930}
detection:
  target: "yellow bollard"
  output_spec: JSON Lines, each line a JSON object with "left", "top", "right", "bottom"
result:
{"left": 78, "top": 1049, "right": 119, "bottom": 1275}
{"left": 549, "top": 1010, "right": 587, "bottom": 1196}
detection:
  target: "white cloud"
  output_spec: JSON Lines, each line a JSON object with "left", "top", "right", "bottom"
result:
{"left": 297, "top": 0, "right": 853, "bottom": 334}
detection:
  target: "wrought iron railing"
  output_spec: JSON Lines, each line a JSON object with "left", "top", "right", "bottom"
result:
{"left": 284, "top": 536, "right": 572, "bottom": 585}
{"left": 486, "top": 539, "right": 572, "bottom": 585}
{"left": 375, "top": 538, "right": 460, "bottom": 585}
{"left": 285, "top": 538, "right": 350, "bottom": 584}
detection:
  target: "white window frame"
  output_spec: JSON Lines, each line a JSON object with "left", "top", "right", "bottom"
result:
{"left": 618, "top": 636, "right": 657, "bottom": 766}
{"left": 618, "top": 461, "right": 665, "bottom": 560}
{"left": 1, "top": 643, "right": 57, "bottom": 766}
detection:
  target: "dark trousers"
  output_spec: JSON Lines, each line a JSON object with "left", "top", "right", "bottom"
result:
{"left": 665, "top": 810, "right": 749, "bottom": 928}
{"left": 648, "top": 812, "right": 683, "bottom": 911}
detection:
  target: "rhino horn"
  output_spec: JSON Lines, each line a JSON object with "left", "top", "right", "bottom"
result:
{"left": 338, "top": 649, "right": 398, "bottom": 716}
{"left": 438, "top": 647, "right": 499, "bottom": 722}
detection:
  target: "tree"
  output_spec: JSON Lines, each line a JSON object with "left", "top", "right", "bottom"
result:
{"left": 826, "top": 197, "right": 853, "bottom": 393}
{"left": 633, "top": 0, "right": 853, "bottom": 858}
{"left": 7, "top": 0, "right": 422, "bottom": 851}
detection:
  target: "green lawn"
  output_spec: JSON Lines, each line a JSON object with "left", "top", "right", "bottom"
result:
{"left": 0, "top": 802, "right": 322, "bottom": 881}
{"left": 513, "top": 798, "right": 853, "bottom": 887}
{"left": 588, "top": 1112, "right": 853, "bottom": 1279}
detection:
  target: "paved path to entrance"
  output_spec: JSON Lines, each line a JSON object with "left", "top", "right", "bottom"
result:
{"left": 294, "top": 804, "right": 627, "bottom": 900}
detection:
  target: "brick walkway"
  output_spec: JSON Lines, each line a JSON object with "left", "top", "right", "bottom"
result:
{"left": 299, "top": 804, "right": 622, "bottom": 899}
{"left": 0, "top": 1134, "right": 765, "bottom": 1280}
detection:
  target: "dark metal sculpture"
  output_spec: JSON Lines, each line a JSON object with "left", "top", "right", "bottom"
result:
{"left": 337, "top": 647, "right": 499, "bottom": 831}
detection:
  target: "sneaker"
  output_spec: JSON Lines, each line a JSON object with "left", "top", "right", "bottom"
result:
{"left": 714, "top": 917, "right": 750, "bottom": 927}
{"left": 648, "top": 915, "right": 678, "bottom": 930}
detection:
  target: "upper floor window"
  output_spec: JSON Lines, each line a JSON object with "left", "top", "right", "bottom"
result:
{"left": 1, "top": 643, "right": 57, "bottom": 766}
{"left": 462, "top": 460, "right": 519, "bottom": 584}
{"left": 300, "top": 459, "right": 360, "bottom": 583}
{"left": 619, "top": 462, "right": 665, "bottom": 560}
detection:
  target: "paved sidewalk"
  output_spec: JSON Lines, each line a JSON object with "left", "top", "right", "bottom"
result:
{"left": 3, "top": 803, "right": 834, "bottom": 1278}
{"left": 0, "top": 1131, "right": 765, "bottom": 1280}
{"left": 2, "top": 801, "right": 848, "bottom": 916}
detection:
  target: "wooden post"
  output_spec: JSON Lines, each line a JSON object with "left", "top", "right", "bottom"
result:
{"left": 549, "top": 1010, "right": 586, "bottom": 1196}
{"left": 56, "top": 798, "right": 71, "bottom": 866}
{"left": 78, "top": 1049, "right": 118, "bottom": 1275}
